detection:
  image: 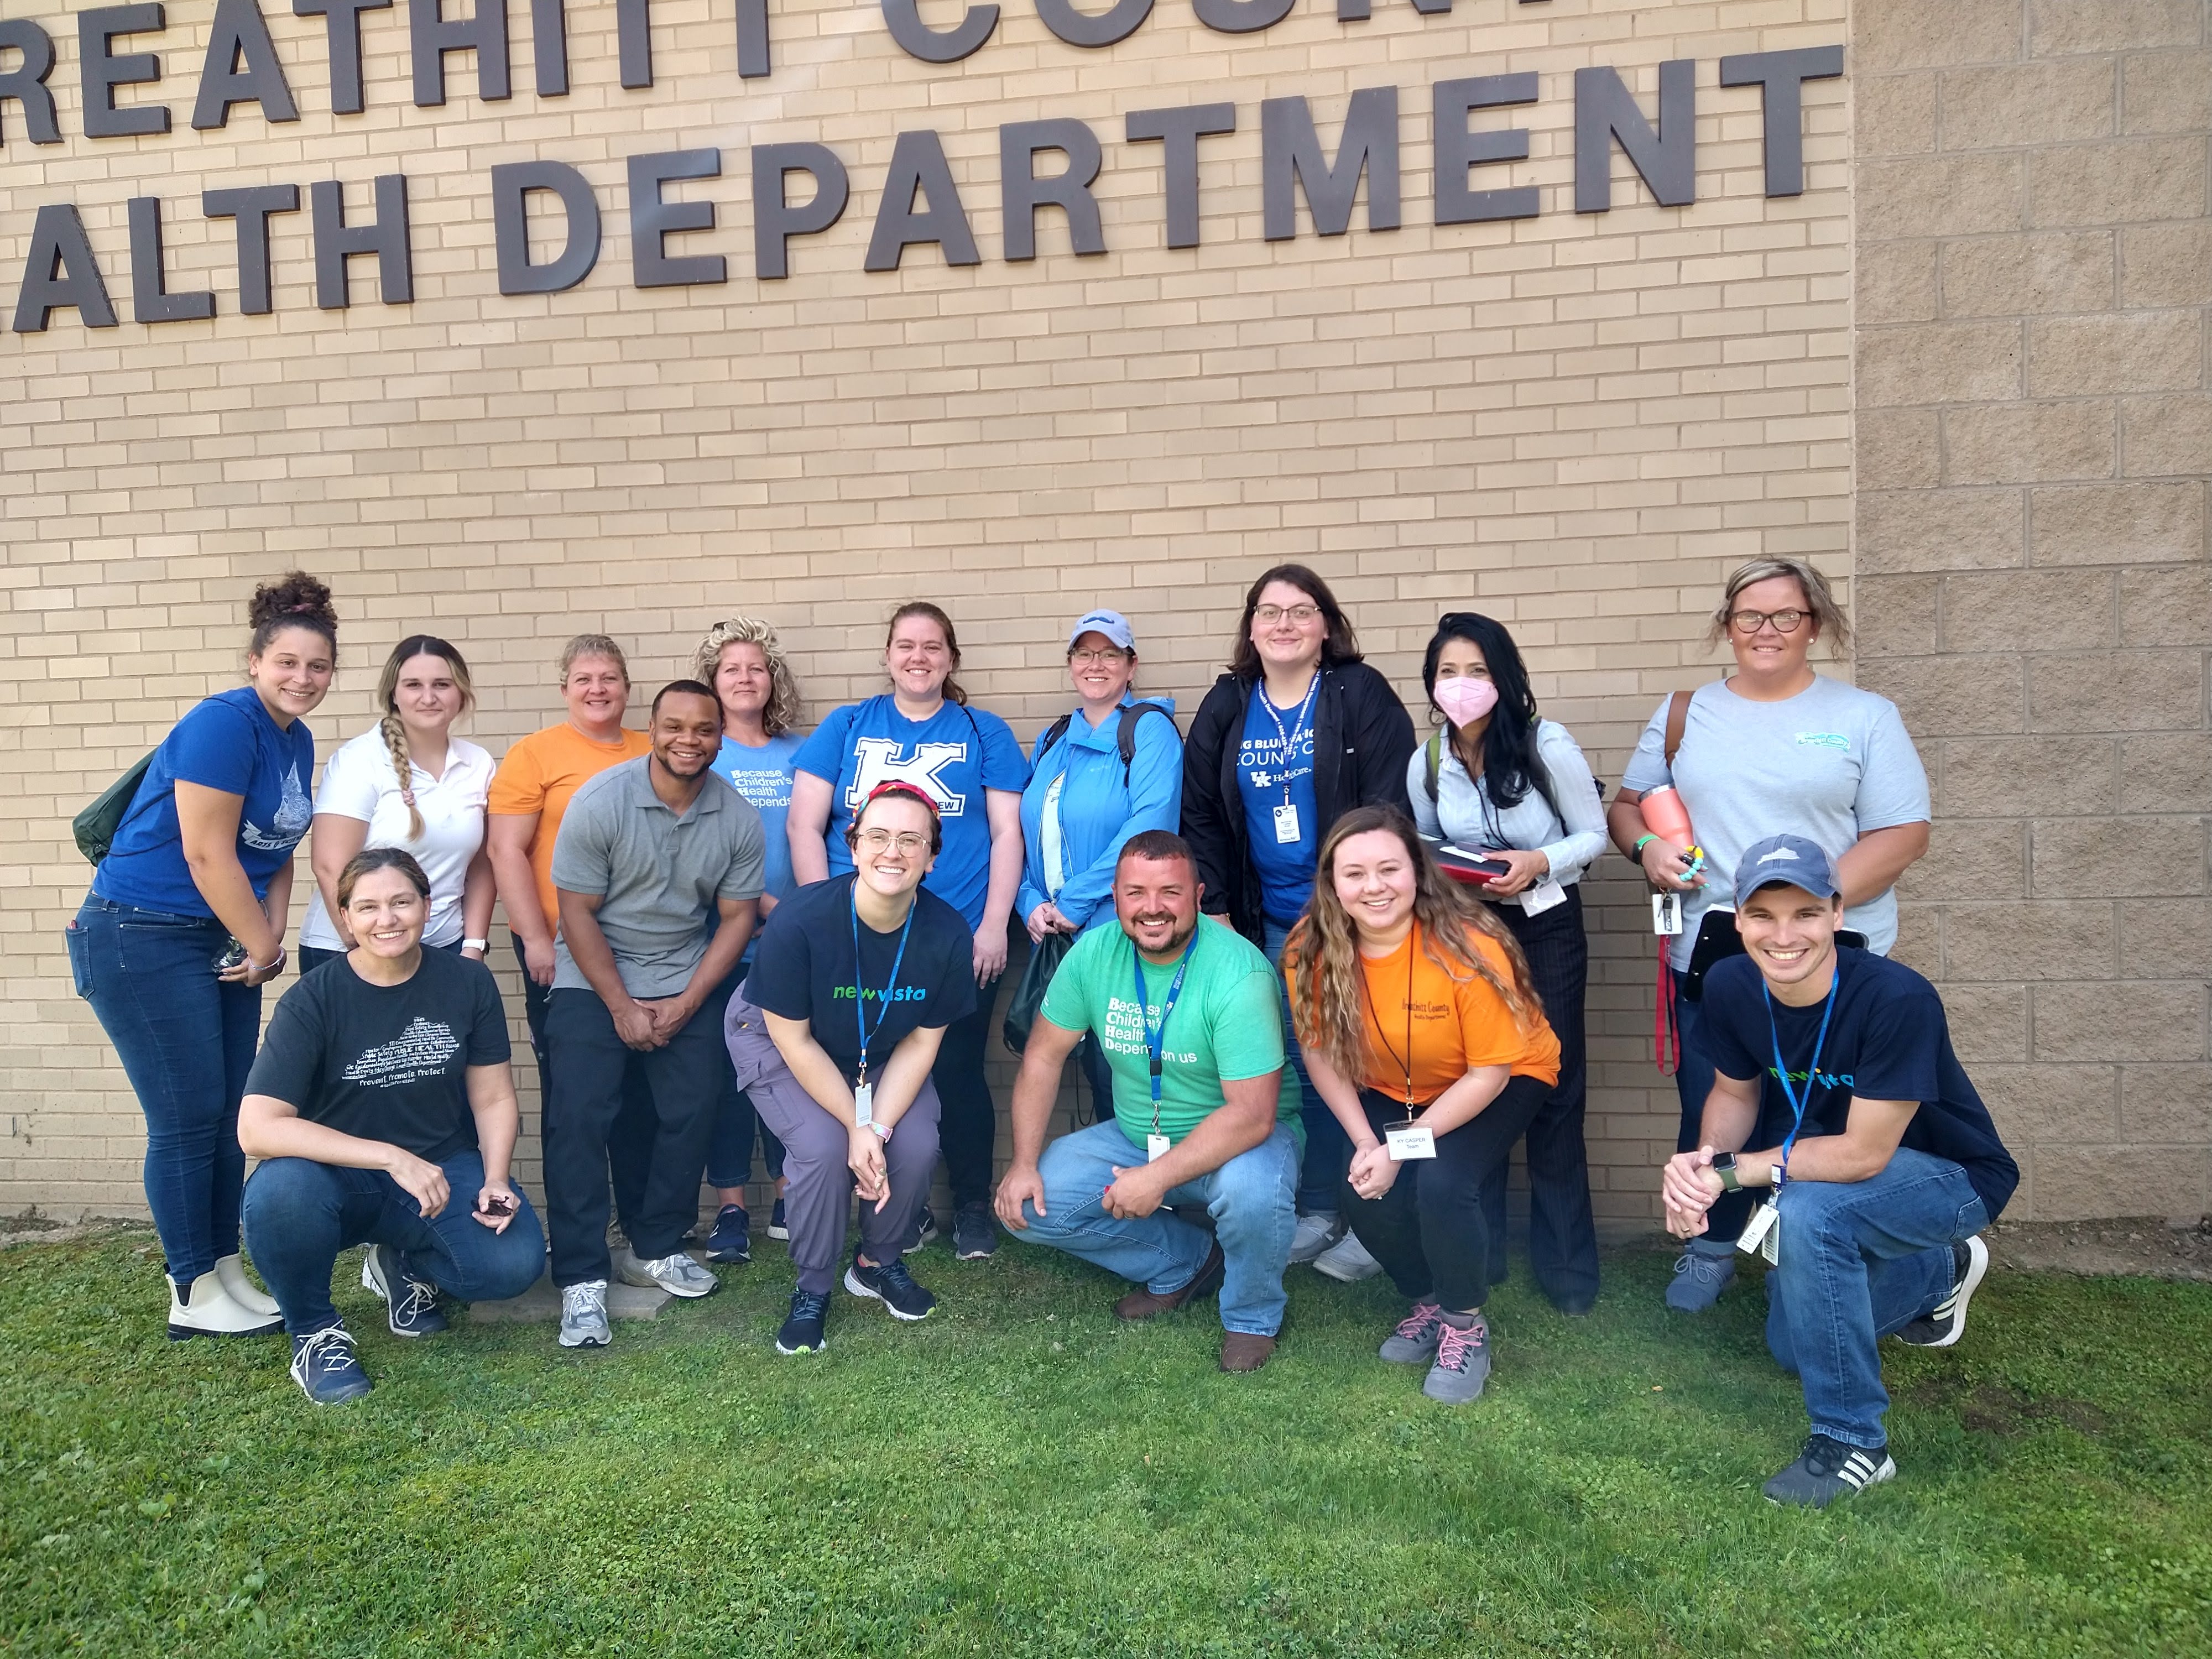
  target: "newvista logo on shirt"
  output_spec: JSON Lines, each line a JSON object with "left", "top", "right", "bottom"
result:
{"left": 832, "top": 984, "right": 930, "bottom": 1002}
{"left": 846, "top": 739, "right": 969, "bottom": 815}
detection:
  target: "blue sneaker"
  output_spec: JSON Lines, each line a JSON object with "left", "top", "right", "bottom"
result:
{"left": 766, "top": 1197, "right": 789, "bottom": 1241}
{"left": 1665, "top": 1245, "right": 1736, "bottom": 1313}
{"left": 289, "top": 1323, "right": 373, "bottom": 1404}
{"left": 362, "top": 1244, "right": 447, "bottom": 1338}
{"left": 844, "top": 1251, "right": 937, "bottom": 1321}
{"left": 776, "top": 1289, "right": 830, "bottom": 1355}
{"left": 706, "top": 1204, "right": 752, "bottom": 1265}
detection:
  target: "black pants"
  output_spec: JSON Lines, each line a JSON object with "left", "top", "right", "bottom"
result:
{"left": 514, "top": 932, "right": 656, "bottom": 1234}
{"left": 544, "top": 980, "right": 734, "bottom": 1287}
{"left": 1480, "top": 888, "right": 1602, "bottom": 1307}
{"left": 1343, "top": 1078, "right": 1548, "bottom": 1313}
{"left": 931, "top": 994, "right": 1000, "bottom": 1211}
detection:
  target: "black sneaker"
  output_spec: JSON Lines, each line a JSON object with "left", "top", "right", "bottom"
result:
{"left": 1762, "top": 1435, "right": 1896, "bottom": 1507}
{"left": 953, "top": 1201, "right": 998, "bottom": 1261}
{"left": 361, "top": 1244, "right": 447, "bottom": 1338}
{"left": 902, "top": 1209, "right": 940, "bottom": 1256}
{"left": 844, "top": 1251, "right": 938, "bottom": 1321}
{"left": 706, "top": 1204, "right": 752, "bottom": 1264}
{"left": 775, "top": 1289, "right": 830, "bottom": 1355}
{"left": 767, "top": 1197, "right": 790, "bottom": 1241}
{"left": 289, "top": 1323, "right": 373, "bottom": 1404}
{"left": 1896, "top": 1235, "right": 1989, "bottom": 1349}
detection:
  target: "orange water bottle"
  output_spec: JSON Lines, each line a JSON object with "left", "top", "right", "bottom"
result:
{"left": 1638, "top": 784, "right": 1695, "bottom": 849}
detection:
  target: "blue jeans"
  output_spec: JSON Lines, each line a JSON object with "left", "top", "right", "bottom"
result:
{"left": 67, "top": 896, "right": 263, "bottom": 1283}
{"left": 1762, "top": 1148, "right": 1989, "bottom": 1449}
{"left": 1264, "top": 917, "right": 1348, "bottom": 1213}
{"left": 242, "top": 1147, "right": 546, "bottom": 1335}
{"left": 1013, "top": 1119, "right": 1298, "bottom": 1336}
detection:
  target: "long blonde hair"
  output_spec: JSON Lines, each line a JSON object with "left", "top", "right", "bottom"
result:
{"left": 375, "top": 635, "right": 474, "bottom": 841}
{"left": 693, "top": 617, "right": 804, "bottom": 738}
{"left": 1283, "top": 807, "right": 1543, "bottom": 1087}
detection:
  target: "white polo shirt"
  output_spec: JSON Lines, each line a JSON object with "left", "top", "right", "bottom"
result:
{"left": 299, "top": 728, "right": 496, "bottom": 950}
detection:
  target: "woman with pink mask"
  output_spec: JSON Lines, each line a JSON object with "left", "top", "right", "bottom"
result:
{"left": 1408, "top": 613, "right": 1607, "bottom": 1315}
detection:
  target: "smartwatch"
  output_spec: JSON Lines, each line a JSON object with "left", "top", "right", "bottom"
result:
{"left": 1712, "top": 1153, "right": 1742, "bottom": 1192}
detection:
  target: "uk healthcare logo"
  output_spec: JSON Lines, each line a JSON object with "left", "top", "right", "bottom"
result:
{"left": 846, "top": 739, "right": 969, "bottom": 816}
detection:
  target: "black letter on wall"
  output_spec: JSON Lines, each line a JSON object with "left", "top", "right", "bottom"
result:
{"left": 311, "top": 174, "right": 414, "bottom": 306}
{"left": 128, "top": 196, "right": 218, "bottom": 321}
{"left": 204, "top": 182, "right": 299, "bottom": 313}
{"left": 81, "top": 4, "right": 171, "bottom": 138}
{"left": 1034, "top": 0, "right": 1149, "bottom": 49}
{"left": 1574, "top": 60, "right": 1694, "bottom": 212}
{"left": 293, "top": 0, "right": 393, "bottom": 116}
{"left": 1336, "top": 0, "right": 1446, "bottom": 17}
{"left": 1000, "top": 119, "right": 1104, "bottom": 261}
{"left": 1433, "top": 72, "right": 1538, "bottom": 225}
{"left": 628, "top": 149, "right": 726, "bottom": 287}
{"left": 193, "top": 0, "right": 300, "bottom": 128}
{"left": 864, "top": 130, "right": 980, "bottom": 272}
{"left": 616, "top": 0, "right": 651, "bottom": 86}
{"left": 879, "top": 0, "right": 995, "bottom": 64}
{"left": 410, "top": 0, "right": 510, "bottom": 106}
{"left": 491, "top": 160, "right": 600, "bottom": 293}
{"left": 1125, "top": 102, "right": 1234, "bottom": 250}
{"left": 13, "top": 204, "right": 119, "bottom": 331}
{"left": 0, "top": 20, "right": 62, "bottom": 145}
{"left": 1719, "top": 46, "right": 1843, "bottom": 199}
{"left": 1261, "top": 87, "right": 1400, "bottom": 241}
{"left": 752, "top": 142, "right": 848, "bottom": 280}
{"left": 735, "top": 0, "right": 769, "bottom": 76}
{"left": 529, "top": 0, "right": 567, "bottom": 93}
{"left": 1193, "top": 0, "right": 1292, "bottom": 34}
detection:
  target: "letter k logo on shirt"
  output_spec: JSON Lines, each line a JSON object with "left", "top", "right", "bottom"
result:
{"left": 847, "top": 738, "right": 969, "bottom": 816}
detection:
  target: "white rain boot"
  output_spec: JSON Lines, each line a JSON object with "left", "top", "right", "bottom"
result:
{"left": 213, "top": 1254, "right": 281, "bottom": 1318}
{"left": 166, "top": 1271, "right": 285, "bottom": 1340}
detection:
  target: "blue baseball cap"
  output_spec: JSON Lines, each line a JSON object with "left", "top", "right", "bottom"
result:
{"left": 1734, "top": 833, "right": 1841, "bottom": 908}
{"left": 1068, "top": 609, "right": 1136, "bottom": 651}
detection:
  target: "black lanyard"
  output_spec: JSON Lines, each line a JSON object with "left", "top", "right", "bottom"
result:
{"left": 1365, "top": 924, "right": 1419, "bottom": 1113}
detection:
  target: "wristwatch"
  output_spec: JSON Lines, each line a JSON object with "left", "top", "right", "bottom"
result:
{"left": 1712, "top": 1153, "right": 1742, "bottom": 1192}
{"left": 462, "top": 937, "right": 488, "bottom": 952}
{"left": 867, "top": 1119, "right": 893, "bottom": 1142}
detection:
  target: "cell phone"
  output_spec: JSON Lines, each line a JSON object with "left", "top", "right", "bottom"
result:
{"left": 212, "top": 937, "right": 249, "bottom": 973}
{"left": 476, "top": 1192, "right": 516, "bottom": 1218}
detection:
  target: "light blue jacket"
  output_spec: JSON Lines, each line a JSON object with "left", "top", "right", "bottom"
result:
{"left": 1017, "top": 693, "right": 1183, "bottom": 933}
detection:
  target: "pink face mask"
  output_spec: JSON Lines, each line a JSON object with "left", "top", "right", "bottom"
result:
{"left": 1434, "top": 676, "right": 1499, "bottom": 728}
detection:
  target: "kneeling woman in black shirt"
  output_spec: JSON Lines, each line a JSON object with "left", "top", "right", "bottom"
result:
{"left": 727, "top": 783, "right": 977, "bottom": 1356}
{"left": 240, "top": 848, "right": 544, "bottom": 1404}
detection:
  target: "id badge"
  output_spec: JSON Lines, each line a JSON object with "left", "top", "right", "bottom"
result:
{"left": 1521, "top": 878, "right": 1567, "bottom": 916}
{"left": 1737, "top": 1195, "right": 1780, "bottom": 1264}
{"left": 852, "top": 1081, "right": 874, "bottom": 1128}
{"left": 1272, "top": 803, "right": 1301, "bottom": 844}
{"left": 1384, "top": 1123, "right": 1437, "bottom": 1162}
{"left": 1146, "top": 1133, "right": 1171, "bottom": 1164}
{"left": 1652, "top": 892, "right": 1683, "bottom": 936}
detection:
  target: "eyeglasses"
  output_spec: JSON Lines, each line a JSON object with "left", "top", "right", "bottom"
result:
{"left": 1254, "top": 604, "right": 1321, "bottom": 626}
{"left": 1070, "top": 649, "right": 1129, "bottom": 667}
{"left": 1728, "top": 608, "right": 1807, "bottom": 636}
{"left": 854, "top": 829, "right": 929, "bottom": 855}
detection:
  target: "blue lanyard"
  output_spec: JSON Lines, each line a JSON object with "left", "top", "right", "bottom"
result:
{"left": 1258, "top": 672, "right": 1320, "bottom": 804}
{"left": 1134, "top": 931, "right": 1201, "bottom": 1121}
{"left": 1763, "top": 982, "right": 1835, "bottom": 1190}
{"left": 851, "top": 882, "right": 917, "bottom": 1086}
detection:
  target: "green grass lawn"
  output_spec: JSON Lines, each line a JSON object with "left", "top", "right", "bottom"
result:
{"left": 3, "top": 1229, "right": 2209, "bottom": 1658}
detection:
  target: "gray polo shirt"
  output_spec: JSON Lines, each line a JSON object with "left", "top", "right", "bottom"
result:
{"left": 549, "top": 757, "right": 766, "bottom": 998}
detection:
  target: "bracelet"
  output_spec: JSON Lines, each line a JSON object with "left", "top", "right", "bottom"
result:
{"left": 1632, "top": 833, "right": 1660, "bottom": 855}
{"left": 247, "top": 946, "right": 287, "bottom": 973}
{"left": 867, "top": 1120, "right": 892, "bottom": 1141}
{"left": 462, "top": 937, "right": 489, "bottom": 952}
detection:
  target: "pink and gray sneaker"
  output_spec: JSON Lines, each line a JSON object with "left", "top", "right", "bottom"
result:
{"left": 1423, "top": 1314, "right": 1491, "bottom": 1404}
{"left": 1380, "top": 1301, "right": 1444, "bottom": 1364}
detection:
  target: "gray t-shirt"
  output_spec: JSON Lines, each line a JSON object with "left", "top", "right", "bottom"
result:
{"left": 1620, "top": 676, "right": 1930, "bottom": 969}
{"left": 550, "top": 758, "right": 766, "bottom": 998}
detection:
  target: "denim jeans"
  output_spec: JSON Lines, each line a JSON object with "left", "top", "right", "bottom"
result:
{"left": 1762, "top": 1147, "right": 1989, "bottom": 1449}
{"left": 703, "top": 1060, "right": 787, "bottom": 1191}
{"left": 67, "top": 896, "right": 263, "bottom": 1284}
{"left": 1672, "top": 974, "right": 1756, "bottom": 1248}
{"left": 1013, "top": 1119, "right": 1299, "bottom": 1336}
{"left": 1263, "top": 917, "right": 1348, "bottom": 1213}
{"left": 241, "top": 1147, "right": 546, "bottom": 1335}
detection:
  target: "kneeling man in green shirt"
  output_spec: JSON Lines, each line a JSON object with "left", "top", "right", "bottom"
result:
{"left": 995, "top": 831, "right": 1300, "bottom": 1371}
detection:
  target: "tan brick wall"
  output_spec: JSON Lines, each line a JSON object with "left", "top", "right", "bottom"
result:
{"left": 36, "top": 0, "right": 2174, "bottom": 1235}
{"left": 1853, "top": 0, "right": 2212, "bottom": 1221}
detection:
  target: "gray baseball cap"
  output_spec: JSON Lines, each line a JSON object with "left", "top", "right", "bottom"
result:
{"left": 1733, "top": 833, "right": 1841, "bottom": 907}
{"left": 1068, "top": 609, "right": 1135, "bottom": 651}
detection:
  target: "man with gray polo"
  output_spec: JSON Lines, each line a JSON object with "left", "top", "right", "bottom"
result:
{"left": 545, "top": 680, "right": 766, "bottom": 1348}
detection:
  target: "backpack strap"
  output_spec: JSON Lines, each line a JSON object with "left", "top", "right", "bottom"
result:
{"left": 1039, "top": 712, "right": 1073, "bottom": 760}
{"left": 1114, "top": 702, "right": 1172, "bottom": 784}
{"left": 1662, "top": 688, "right": 1693, "bottom": 770}
{"left": 1423, "top": 731, "right": 1446, "bottom": 804}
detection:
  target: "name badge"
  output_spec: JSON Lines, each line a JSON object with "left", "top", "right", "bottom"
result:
{"left": 1146, "top": 1133, "right": 1171, "bottom": 1164}
{"left": 1652, "top": 892, "right": 1683, "bottom": 936}
{"left": 1385, "top": 1123, "right": 1437, "bottom": 1162}
{"left": 1736, "top": 1194, "right": 1780, "bottom": 1265}
{"left": 852, "top": 1082, "right": 874, "bottom": 1128}
{"left": 1521, "top": 878, "right": 1567, "bottom": 916}
{"left": 1272, "top": 803, "right": 1301, "bottom": 844}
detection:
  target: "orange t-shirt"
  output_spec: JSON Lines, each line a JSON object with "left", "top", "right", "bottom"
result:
{"left": 1348, "top": 925, "right": 1561, "bottom": 1103}
{"left": 487, "top": 722, "right": 652, "bottom": 932}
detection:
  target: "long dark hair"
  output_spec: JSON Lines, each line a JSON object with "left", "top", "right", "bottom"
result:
{"left": 1227, "top": 564, "right": 1361, "bottom": 681}
{"left": 1421, "top": 613, "right": 1552, "bottom": 816}
{"left": 886, "top": 601, "right": 969, "bottom": 707}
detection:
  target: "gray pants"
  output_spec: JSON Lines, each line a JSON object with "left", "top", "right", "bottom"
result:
{"left": 724, "top": 988, "right": 941, "bottom": 1296}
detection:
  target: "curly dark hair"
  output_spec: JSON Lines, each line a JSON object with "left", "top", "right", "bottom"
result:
{"left": 247, "top": 572, "right": 338, "bottom": 659}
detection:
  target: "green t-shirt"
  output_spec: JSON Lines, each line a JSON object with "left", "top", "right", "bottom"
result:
{"left": 1040, "top": 922, "right": 1297, "bottom": 1150}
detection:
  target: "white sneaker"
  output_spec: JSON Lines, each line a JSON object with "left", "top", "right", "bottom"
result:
{"left": 619, "top": 1250, "right": 720, "bottom": 1298}
{"left": 213, "top": 1254, "right": 281, "bottom": 1318}
{"left": 559, "top": 1280, "right": 611, "bottom": 1348}
{"left": 166, "top": 1271, "right": 284, "bottom": 1340}
{"left": 1313, "top": 1230, "right": 1384, "bottom": 1282}
{"left": 1289, "top": 1211, "right": 1345, "bottom": 1265}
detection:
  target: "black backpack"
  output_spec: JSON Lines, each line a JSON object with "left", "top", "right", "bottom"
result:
{"left": 1036, "top": 702, "right": 1175, "bottom": 785}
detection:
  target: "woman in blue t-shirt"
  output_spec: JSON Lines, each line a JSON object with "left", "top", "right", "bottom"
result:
{"left": 692, "top": 615, "right": 808, "bottom": 1262}
{"left": 65, "top": 573, "right": 340, "bottom": 1340}
{"left": 788, "top": 601, "right": 1028, "bottom": 1262}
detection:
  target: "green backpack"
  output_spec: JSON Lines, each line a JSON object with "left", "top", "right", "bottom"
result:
{"left": 73, "top": 752, "right": 154, "bottom": 864}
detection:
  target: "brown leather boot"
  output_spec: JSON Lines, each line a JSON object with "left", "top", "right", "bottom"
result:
{"left": 1113, "top": 1240, "right": 1225, "bottom": 1321}
{"left": 1219, "top": 1332, "right": 1276, "bottom": 1372}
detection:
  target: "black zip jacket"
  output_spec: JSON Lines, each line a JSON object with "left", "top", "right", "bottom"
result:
{"left": 1179, "top": 660, "right": 1418, "bottom": 943}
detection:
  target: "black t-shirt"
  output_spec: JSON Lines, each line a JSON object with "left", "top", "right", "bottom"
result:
{"left": 1700, "top": 948, "right": 2018, "bottom": 1218}
{"left": 741, "top": 875, "right": 977, "bottom": 1084}
{"left": 244, "top": 950, "right": 513, "bottom": 1162}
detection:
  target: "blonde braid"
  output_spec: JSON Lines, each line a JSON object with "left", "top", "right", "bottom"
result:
{"left": 380, "top": 708, "right": 424, "bottom": 841}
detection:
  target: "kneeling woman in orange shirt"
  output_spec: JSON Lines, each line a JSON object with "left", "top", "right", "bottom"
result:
{"left": 1284, "top": 806, "right": 1559, "bottom": 1404}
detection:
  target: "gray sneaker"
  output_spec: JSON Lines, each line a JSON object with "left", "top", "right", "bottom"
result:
{"left": 1422, "top": 1314, "right": 1491, "bottom": 1404}
{"left": 619, "top": 1250, "right": 719, "bottom": 1298}
{"left": 1763, "top": 1435, "right": 1896, "bottom": 1507}
{"left": 1313, "top": 1229, "right": 1383, "bottom": 1282}
{"left": 1289, "top": 1211, "right": 1344, "bottom": 1264}
{"left": 1380, "top": 1301, "right": 1444, "bottom": 1364}
{"left": 559, "top": 1280, "right": 611, "bottom": 1348}
{"left": 1665, "top": 1245, "right": 1736, "bottom": 1312}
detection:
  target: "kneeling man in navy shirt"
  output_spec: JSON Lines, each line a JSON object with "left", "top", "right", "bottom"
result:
{"left": 1662, "top": 833, "right": 2017, "bottom": 1509}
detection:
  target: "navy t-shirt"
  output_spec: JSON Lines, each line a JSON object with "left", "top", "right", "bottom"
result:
{"left": 1237, "top": 680, "right": 1321, "bottom": 924}
{"left": 95, "top": 687, "right": 316, "bottom": 916}
{"left": 1699, "top": 948, "right": 2019, "bottom": 1218}
{"left": 741, "top": 875, "right": 978, "bottom": 1085}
